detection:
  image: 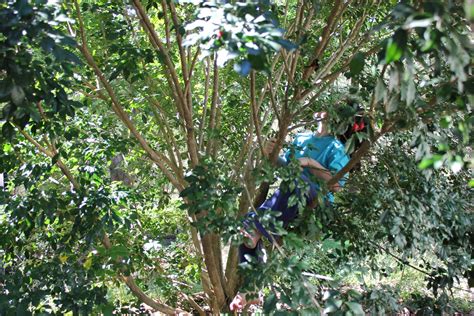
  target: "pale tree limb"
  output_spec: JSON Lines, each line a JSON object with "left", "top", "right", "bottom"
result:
{"left": 225, "top": 163, "right": 257, "bottom": 297}
{"left": 302, "top": 0, "right": 346, "bottom": 81}
{"left": 121, "top": 275, "right": 184, "bottom": 315}
{"left": 168, "top": 0, "right": 194, "bottom": 122}
{"left": 73, "top": 0, "right": 184, "bottom": 192}
{"left": 211, "top": 94, "right": 223, "bottom": 158}
{"left": 198, "top": 58, "right": 211, "bottom": 152}
{"left": 297, "top": 44, "right": 381, "bottom": 115}
{"left": 77, "top": 89, "right": 106, "bottom": 101}
{"left": 288, "top": 0, "right": 305, "bottom": 81}
{"left": 311, "top": 9, "right": 368, "bottom": 85}
{"left": 160, "top": 0, "right": 172, "bottom": 50}
{"left": 250, "top": 71, "right": 265, "bottom": 157}
{"left": 255, "top": 50, "right": 284, "bottom": 112}
{"left": 280, "top": 50, "right": 293, "bottom": 81}
{"left": 140, "top": 76, "right": 184, "bottom": 172}
{"left": 200, "top": 234, "right": 227, "bottom": 311}
{"left": 15, "top": 126, "right": 80, "bottom": 190}
{"left": 168, "top": 0, "right": 188, "bottom": 104}
{"left": 181, "top": 292, "right": 206, "bottom": 316}
{"left": 134, "top": 87, "right": 183, "bottom": 175}
{"left": 186, "top": 48, "right": 201, "bottom": 96}
{"left": 231, "top": 104, "right": 255, "bottom": 183}
{"left": 268, "top": 77, "right": 282, "bottom": 124}
{"left": 133, "top": 72, "right": 184, "bottom": 170}
{"left": 131, "top": 0, "right": 185, "bottom": 109}
{"left": 206, "top": 57, "right": 219, "bottom": 156}
{"left": 132, "top": 0, "right": 199, "bottom": 167}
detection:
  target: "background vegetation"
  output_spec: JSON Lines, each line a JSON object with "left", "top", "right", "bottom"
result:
{"left": 1, "top": 0, "right": 472, "bottom": 314}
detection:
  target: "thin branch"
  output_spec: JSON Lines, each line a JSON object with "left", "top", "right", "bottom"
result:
{"left": 160, "top": 0, "right": 172, "bottom": 50}
{"left": 302, "top": 0, "right": 345, "bottom": 81}
{"left": 366, "top": 240, "right": 472, "bottom": 294}
{"left": 297, "top": 44, "right": 380, "bottom": 113}
{"left": 187, "top": 48, "right": 201, "bottom": 83}
{"left": 130, "top": 82, "right": 183, "bottom": 175}
{"left": 133, "top": 0, "right": 199, "bottom": 168}
{"left": 73, "top": 0, "right": 184, "bottom": 192}
{"left": 311, "top": 9, "right": 368, "bottom": 85}
{"left": 15, "top": 126, "right": 80, "bottom": 190}
{"left": 131, "top": 0, "right": 186, "bottom": 110}
{"left": 268, "top": 78, "right": 281, "bottom": 124}
{"left": 250, "top": 71, "right": 265, "bottom": 157}
{"left": 121, "top": 275, "right": 184, "bottom": 315}
{"left": 198, "top": 58, "right": 211, "bottom": 152}
{"left": 181, "top": 293, "right": 206, "bottom": 316}
{"left": 206, "top": 56, "right": 219, "bottom": 156}
{"left": 168, "top": 0, "right": 188, "bottom": 100}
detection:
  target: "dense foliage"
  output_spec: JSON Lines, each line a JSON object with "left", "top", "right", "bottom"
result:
{"left": 1, "top": 0, "right": 472, "bottom": 314}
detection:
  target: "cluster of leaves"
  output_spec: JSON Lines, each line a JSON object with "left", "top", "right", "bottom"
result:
{"left": 237, "top": 232, "right": 366, "bottom": 315}
{"left": 0, "top": 104, "right": 146, "bottom": 313}
{"left": 0, "top": 0, "right": 81, "bottom": 134}
{"left": 0, "top": 163, "right": 128, "bottom": 314}
{"left": 380, "top": 2, "right": 472, "bottom": 173}
{"left": 180, "top": 158, "right": 242, "bottom": 237}
{"left": 183, "top": 0, "right": 296, "bottom": 75}
{"left": 331, "top": 136, "right": 472, "bottom": 297}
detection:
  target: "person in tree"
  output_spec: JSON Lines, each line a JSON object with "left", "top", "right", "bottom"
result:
{"left": 230, "top": 109, "right": 366, "bottom": 311}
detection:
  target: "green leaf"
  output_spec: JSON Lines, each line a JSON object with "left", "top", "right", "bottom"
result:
{"left": 385, "top": 30, "right": 407, "bottom": 63}
{"left": 349, "top": 52, "right": 365, "bottom": 76}
{"left": 101, "top": 304, "right": 114, "bottom": 316}
{"left": 1, "top": 122, "right": 15, "bottom": 141}
{"left": 418, "top": 158, "right": 433, "bottom": 169}
{"left": 263, "top": 293, "right": 277, "bottom": 314}
{"left": 386, "top": 95, "right": 399, "bottom": 113}
{"left": 345, "top": 302, "right": 364, "bottom": 315}
{"left": 406, "top": 79, "right": 416, "bottom": 106}
{"left": 386, "top": 40, "right": 403, "bottom": 63}
{"left": 11, "top": 85, "right": 25, "bottom": 105}
{"left": 83, "top": 256, "right": 93, "bottom": 269}
{"left": 439, "top": 116, "right": 451, "bottom": 128}
{"left": 108, "top": 245, "right": 129, "bottom": 259}
{"left": 375, "top": 78, "right": 386, "bottom": 102}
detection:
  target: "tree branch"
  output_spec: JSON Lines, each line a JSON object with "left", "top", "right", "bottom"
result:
{"left": 73, "top": 0, "right": 184, "bottom": 192}
{"left": 198, "top": 58, "right": 211, "bottom": 152}
{"left": 132, "top": 0, "right": 200, "bottom": 167}
{"left": 250, "top": 71, "right": 265, "bottom": 158}
{"left": 302, "top": 0, "right": 345, "bottom": 80}
{"left": 206, "top": 57, "right": 219, "bottom": 156}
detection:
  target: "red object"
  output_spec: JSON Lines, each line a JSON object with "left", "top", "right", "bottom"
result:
{"left": 352, "top": 120, "right": 365, "bottom": 132}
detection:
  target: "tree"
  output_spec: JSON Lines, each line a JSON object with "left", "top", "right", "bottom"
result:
{"left": 1, "top": 0, "right": 472, "bottom": 314}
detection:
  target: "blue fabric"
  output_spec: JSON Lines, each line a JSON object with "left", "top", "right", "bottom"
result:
{"left": 246, "top": 173, "right": 317, "bottom": 241}
{"left": 282, "top": 133, "right": 349, "bottom": 188}
{"left": 239, "top": 134, "right": 349, "bottom": 263}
